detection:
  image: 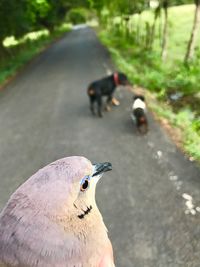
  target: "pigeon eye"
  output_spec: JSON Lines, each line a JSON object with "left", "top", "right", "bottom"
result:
{"left": 80, "top": 179, "right": 89, "bottom": 192}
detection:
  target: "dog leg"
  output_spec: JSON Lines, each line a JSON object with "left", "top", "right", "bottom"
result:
{"left": 111, "top": 97, "right": 120, "bottom": 106}
{"left": 90, "top": 97, "right": 96, "bottom": 115}
{"left": 105, "top": 105, "right": 111, "bottom": 112}
{"left": 105, "top": 95, "right": 112, "bottom": 112}
{"left": 97, "top": 96, "right": 103, "bottom": 118}
{"left": 138, "top": 122, "right": 148, "bottom": 134}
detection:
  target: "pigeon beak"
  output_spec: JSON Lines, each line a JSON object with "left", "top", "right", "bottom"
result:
{"left": 92, "top": 162, "right": 112, "bottom": 177}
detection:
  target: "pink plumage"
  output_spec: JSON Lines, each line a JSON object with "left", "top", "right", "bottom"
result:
{"left": 0, "top": 156, "right": 115, "bottom": 267}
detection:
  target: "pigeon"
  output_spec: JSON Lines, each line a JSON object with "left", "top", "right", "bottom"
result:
{"left": 0, "top": 156, "right": 114, "bottom": 267}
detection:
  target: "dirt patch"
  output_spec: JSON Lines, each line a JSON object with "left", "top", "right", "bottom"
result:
{"left": 167, "top": 93, "right": 200, "bottom": 117}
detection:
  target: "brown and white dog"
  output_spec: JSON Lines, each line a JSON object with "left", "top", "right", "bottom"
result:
{"left": 132, "top": 95, "right": 148, "bottom": 134}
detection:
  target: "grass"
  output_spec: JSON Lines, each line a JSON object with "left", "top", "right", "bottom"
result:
{"left": 150, "top": 101, "right": 200, "bottom": 161}
{"left": 110, "top": 4, "right": 199, "bottom": 64}
{"left": 0, "top": 23, "right": 71, "bottom": 86}
{"left": 98, "top": 4, "right": 200, "bottom": 162}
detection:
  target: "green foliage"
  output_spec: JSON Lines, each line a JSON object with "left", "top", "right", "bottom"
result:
{"left": 100, "top": 4, "right": 200, "bottom": 96}
{"left": 27, "top": 0, "right": 51, "bottom": 26}
{"left": 166, "top": 68, "right": 199, "bottom": 95}
{"left": 0, "top": 0, "right": 89, "bottom": 50}
{"left": 108, "top": 0, "right": 148, "bottom": 15}
{"left": 66, "top": 8, "right": 88, "bottom": 24}
{"left": 151, "top": 104, "right": 200, "bottom": 160}
{"left": 0, "top": 0, "right": 32, "bottom": 43}
{"left": 192, "top": 120, "right": 200, "bottom": 134}
{"left": 184, "top": 125, "right": 200, "bottom": 160}
{"left": 170, "top": 0, "right": 194, "bottom": 5}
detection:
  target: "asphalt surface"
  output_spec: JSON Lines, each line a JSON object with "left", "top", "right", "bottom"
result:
{"left": 0, "top": 26, "right": 200, "bottom": 267}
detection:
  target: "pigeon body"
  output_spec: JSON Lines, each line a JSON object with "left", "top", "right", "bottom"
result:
{"left": 0, "top": 156, "right": 114, "bottom": 267}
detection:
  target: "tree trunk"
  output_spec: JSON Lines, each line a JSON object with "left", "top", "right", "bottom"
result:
{"left": 184, "top": 0, "right": 200, "bottom": 64}
{"left": 158, "top": 11, "right": 162, "bottom": 47}
{"left": 136, "top": 14, "right": 141, "bottom": 45}
{"left": 161, "top": 0, "right": 168, "bottom": 61}
{"left": 149, "top": 17, "right": 156, "bottom": 50}
{"left": 149, "top": 5, "right": 161, "bottom": 50}
{"left": 0, "top": 41, "right": 6, "bottom": 61}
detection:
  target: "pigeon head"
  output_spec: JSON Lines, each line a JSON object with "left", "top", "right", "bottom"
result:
{"left": 8, "top": 156, "right": 112, "bottom": 222}
{"left": 74, "top": 161, "right": 112, "bottom": 219}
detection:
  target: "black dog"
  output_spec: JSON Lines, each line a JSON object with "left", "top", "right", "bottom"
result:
{"left": 132, "top": 95, "right": 148, "bottom": 133}
{"left": 87, "top": 72, "right": 130, "bottom": 117}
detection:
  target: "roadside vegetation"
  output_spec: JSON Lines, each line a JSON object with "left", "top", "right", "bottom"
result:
{"left": 95, "top": 1, "right": 200, "bottom": 161}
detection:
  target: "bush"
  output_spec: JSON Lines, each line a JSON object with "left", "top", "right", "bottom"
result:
{"left": 66, "top": 8, "right": 88, "bottom": 25}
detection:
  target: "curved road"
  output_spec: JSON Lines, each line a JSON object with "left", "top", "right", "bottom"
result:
{"left": 0, "top": 26, "right": 200, "bottom": 267}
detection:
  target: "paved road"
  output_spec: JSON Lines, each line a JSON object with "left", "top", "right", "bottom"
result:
{"left": 0, "top": 26, "right": 200, "bottom": 267}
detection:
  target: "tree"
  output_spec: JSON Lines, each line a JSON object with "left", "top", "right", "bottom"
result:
{"left": 0, "top": 0, "right": 52, "bottom": 55}
{"left": 184, "top": 0, "right": 200, "bottom": 64}
{"left": 161, "top": 0, "right": 169, "bottom": 61}
{"left": 108, "top": 0, "right": 148, "bottom": 15}
{"left": 149, "top": 4, "right": 161, "bottom": 50}
{"left": 170, "top": 0, "right": 193, "bottom": 5}
{"left": 0, "top": 0, "right": 32, "bottom": 53}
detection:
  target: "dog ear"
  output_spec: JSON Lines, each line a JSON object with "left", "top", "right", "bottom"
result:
{"left": 140, "top": 95, "right": 145, "bottom": 101}
{"left": 136, "top": 95, "right": 145, "bottom": 101}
